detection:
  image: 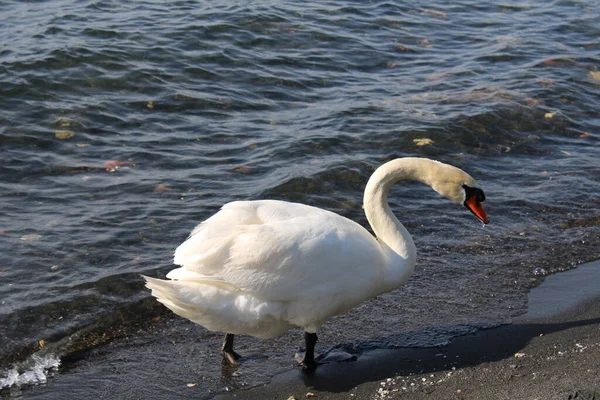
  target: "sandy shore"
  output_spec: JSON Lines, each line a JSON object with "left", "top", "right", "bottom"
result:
{"left": 217, "top": 260, "right": 600, "bottom": 400}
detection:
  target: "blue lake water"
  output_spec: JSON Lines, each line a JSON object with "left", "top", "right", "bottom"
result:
{"left": 1, "top": 0, "right": 599, "bottom": 397}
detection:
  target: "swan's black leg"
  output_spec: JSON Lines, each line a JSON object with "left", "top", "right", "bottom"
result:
{"left": 298, "top": 331, "right": 318, "bottom": 370}
{"left": 221, "top": 333, "right": 241, "bottom": 365}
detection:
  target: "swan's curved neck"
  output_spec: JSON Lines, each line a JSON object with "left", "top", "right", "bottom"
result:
{"left": 363, "top": 158, "right": 443, "bottom": 265}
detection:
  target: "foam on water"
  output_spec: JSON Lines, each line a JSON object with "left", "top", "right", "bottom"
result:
{"left": 0, "top": 354, "right": 61, "bottom": 389}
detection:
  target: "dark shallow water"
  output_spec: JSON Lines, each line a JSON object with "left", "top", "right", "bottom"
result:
{"left": 1, "top": 0, "right": 599, "bottom": 396}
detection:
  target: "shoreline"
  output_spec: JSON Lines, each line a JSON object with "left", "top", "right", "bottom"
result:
{"left": 217, "top": 260, "right": 600, "bottom": 400}
{"left": 5, "top": 261, "right": 600, "bottom": 399}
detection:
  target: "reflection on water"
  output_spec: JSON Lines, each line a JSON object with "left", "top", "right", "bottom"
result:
{"left": 1, "top": 0, "right": 599, "bottom": 396}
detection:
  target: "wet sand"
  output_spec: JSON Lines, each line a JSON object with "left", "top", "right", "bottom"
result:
{"left": 218, "top": 260, "right": 600, "bottom": 400}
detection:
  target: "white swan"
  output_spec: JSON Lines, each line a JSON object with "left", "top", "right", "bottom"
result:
{"left": 144, "top": 157, "right": 489, "bottom": 368}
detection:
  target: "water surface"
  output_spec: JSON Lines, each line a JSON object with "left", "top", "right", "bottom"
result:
{"left": 1, "top": 0, "right": 599, "bottom": 397}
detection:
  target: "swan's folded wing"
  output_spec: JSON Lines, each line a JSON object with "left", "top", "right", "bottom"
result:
{"left": 174, "top": 200, "right": 310, "bottom": 272}
{"left": 172, "top": 200, "right": 384, "bottom": 302}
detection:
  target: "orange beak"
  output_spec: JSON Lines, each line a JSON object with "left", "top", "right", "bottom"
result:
{"left": 465, "top": 196, "right": 489, "bottom": 224}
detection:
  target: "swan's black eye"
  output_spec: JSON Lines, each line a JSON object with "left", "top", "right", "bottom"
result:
{"left": 462, "top": 184, "right": 485, "bottom": 203}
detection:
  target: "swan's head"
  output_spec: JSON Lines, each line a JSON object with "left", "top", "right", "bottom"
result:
{"left": 367, "top": 157, "right": 489, "bottom": 224}
{"left": 428, "top": 163, "right": 489, "bottom": 224}
{"left": 461, "top": 183, "right": 489, "bottom": 224}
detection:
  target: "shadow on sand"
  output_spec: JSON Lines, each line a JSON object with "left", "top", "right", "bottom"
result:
{"left": 300, "top": 317, "right": 600, "bottom": 393}
{"left": 219, "top": 315, "right": 600, "bottom": 398}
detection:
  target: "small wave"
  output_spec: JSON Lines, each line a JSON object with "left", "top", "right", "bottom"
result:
{"left": 0, "top": 354, "right": 60, "bottom": 389}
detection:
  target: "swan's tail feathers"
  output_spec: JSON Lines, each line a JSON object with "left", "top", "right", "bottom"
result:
{"left": 143, "top": 275, "right": 228, "bottom": 315}
{"left": 142, "top": 275, "right": 291, "bottom": 339}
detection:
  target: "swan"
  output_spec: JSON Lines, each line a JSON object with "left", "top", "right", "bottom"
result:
{"left": 143, "top": 157, "right": 489, "bottom": 369}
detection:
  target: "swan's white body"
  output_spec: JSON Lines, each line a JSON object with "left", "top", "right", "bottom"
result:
{"left": 144, "top": 158, "right": 486, "bottom": 340}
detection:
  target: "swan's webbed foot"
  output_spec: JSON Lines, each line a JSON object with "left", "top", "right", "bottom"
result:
{"left": 221, "top": 333, "right": 241, "bottom": 366}
{"left": 295, "top": 354, "right": 318, "bottom": 370}
{"left": 222, "top": 349, "right": 242, "bottom": 366}
{"left": 295, "top": 331, "right": 319, "bottom": 371}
